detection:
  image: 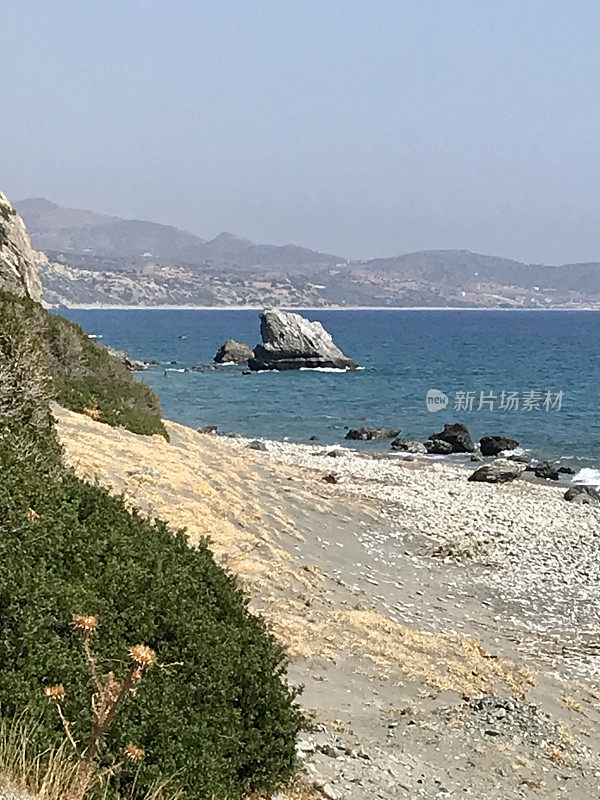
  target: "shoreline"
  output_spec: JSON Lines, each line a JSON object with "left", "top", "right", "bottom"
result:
{"left": 48, "top": 303, "right": 600, "bottom": 312}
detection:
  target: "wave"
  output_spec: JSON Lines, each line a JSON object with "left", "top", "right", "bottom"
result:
{"left": 298, "top": 366, "right": 365, "bottom": 373}
{"left": 571, "top": 468, "right": 600, "bottom": 488}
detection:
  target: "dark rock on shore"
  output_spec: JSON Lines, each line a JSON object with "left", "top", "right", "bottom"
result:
{"left": 214, "top": 339, "right": 254, "bottom": 364}
{"left": 346, "top": 427, "right": 400, "bottom": 441}
{"left": 199, "top": 424, "right": 218, "bottom": 434}
{"left": 248, "top": 308, "right": 358, "bottom": 371}
{"left": 479, "top": 435, "right": 519, "bottom": 456}
{"left": 558, "top": 465, "right": 576, "bottom": 475}
{"left": 564, "top": 485, "right": 600, "bottom": 505}
{"left": 507, "top": 453, "right": 530, "bottom": 464}
{"left": 391, "top": 437, "right": 427, "bottom": 454}
{"left": 468, "top": 458, "right": 524, "bottom": 483}
{"left": 428, "top": 423, "right": 475, "bottom": 453}
{"left": 247, "top": 440, "right": 267, "bottom": 451}
{"left": 534, "top": 461, "right": 559, "bottom": 480}
{"left": 424, "top": 439, "right": 454, "bottom": 455}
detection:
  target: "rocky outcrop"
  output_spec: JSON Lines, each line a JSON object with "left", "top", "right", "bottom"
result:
{"left": 0, "top": 189, "right": 43, "bottom": 302}
{"left": 564, "top": 485, "right": 600, "bottom": 505}
{"left": 346, "top": 427, "right": 400, "bottom": 441}
{"left": 104, "top": 345, "right": 148, "bottom": 371}
{"left": 428, "top": 423, "right": 475, "bottom": 454}
{"left": 479, "top": 435, "right": 519, "bottom": 456}
{"left": 424, "top": 439, "right": 454, "bottom": 455}
{"left": 248, "top": 309, "right": 358, "bottom": 371}
{"left": 468, "top": 458, "right": 525, "bottom": 483}
{"left": 391, "top": 437, "right": 427, "bottom": 454}
{"left": 214, "top": 339, "right": 254, "bottom": 364}
{"left": 533, "top": 461, "right": 559, "bottom": 481}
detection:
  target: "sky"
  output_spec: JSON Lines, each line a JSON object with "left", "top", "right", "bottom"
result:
{"left": 2, "top": 0, "right": 600, "bottom": 264}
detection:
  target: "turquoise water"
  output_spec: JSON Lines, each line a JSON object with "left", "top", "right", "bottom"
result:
{"left": 57, "top": 309, "right": 600, "bottom": 470}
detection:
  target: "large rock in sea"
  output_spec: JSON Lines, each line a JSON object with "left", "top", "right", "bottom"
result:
{"left": 214, "top": 339, "right": 254, "bottom": 364}
{"left": 428, "top": 422, "right": 475, "bottom": 453}
{"left": 479, "top": 435, "right": 519, "bottom": 456}
{"left": 468, "top": 458, "right": 525, "bottom": 483}
{"left": 0, "top": 188, "right": 43, "bottom": 302}
{"left": 248, "top": 308, "right": 358, "bottom": 371}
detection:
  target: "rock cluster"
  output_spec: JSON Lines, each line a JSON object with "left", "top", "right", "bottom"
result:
{"left": 391, "top": 437, "right": 427, "bottom": 453}
{"left": 427, "top": 423, "right": 475, "bottom": 454}
{"left": 248, "top": 308, "right": 358, "bottom": 371}
{"left": 214, "top": 339, "right": 254, "bottom": 364}
{"left": 103, "top": 345, "right": 148, "bottom": 371}
{"left": 479, "top": 435, "right": 519, "bottom": 456}
{"left": 346, "top": 426, "right": 400, "bottom": 441}
{"left": 468, "top": 458, "right": 525, "bottom": 483}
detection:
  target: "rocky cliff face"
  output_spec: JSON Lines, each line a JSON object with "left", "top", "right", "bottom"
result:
{"left": 0, "top": 189, "right": 43, "bottom": 302}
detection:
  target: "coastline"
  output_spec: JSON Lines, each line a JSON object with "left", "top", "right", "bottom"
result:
{"left": 54, "top": 404, "right": 600, "bottom": 799}
{"left": 49, "top": 303, "right": 600, "bottom": 312}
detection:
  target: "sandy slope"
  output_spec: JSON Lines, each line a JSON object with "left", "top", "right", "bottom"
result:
{"left": 55, "top": 406, "right": 600, "bottom": 799}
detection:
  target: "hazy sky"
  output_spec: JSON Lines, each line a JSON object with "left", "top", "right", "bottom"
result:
{"left": 2, "top": 1, "right": 600, "bottom": 264}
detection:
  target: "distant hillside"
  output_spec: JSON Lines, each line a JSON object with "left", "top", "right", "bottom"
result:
{"left": 16, "top": 198, "right": 343, "bottom": 272}
{"left": 367, "top": 249, "right": 600, "bottom": 294}
{"left": 17, "top": 197, "right": 600, "bottom": 308}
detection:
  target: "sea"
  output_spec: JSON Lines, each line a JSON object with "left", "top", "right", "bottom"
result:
{"left": 56, "top": 308, "right": 600, "bottom": 480}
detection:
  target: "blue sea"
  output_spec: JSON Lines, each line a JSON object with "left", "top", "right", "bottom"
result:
{"left": 57, "top": 309, "right": 600, "bottom": 473}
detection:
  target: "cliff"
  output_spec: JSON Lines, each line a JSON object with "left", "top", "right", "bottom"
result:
{"left": 0, "top": 189, "right": 43, "bottom": 302}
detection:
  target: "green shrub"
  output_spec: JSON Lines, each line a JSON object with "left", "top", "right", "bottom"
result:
{"left": 0, "top": 291, "right": 167, "bottom": 438}
{"left": 0, "top": 296, "right": 303, "bottom": 798}
{"left": 0, "top": 472, "right": 302, "bottom": 798}
{"left": 0, "top": 301, "right": 62, "bottom": 474}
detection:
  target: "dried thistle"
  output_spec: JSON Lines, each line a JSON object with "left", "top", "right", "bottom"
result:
{"left": 128, "top": 644, "right": 157, "bottom": 670}
{"left": 130, "top": 668, "right": 143, "bottom": 685}
{"left": 44, "top": 684, "right": 66, "bottom": 703}
{"left": 46, "top": 614, "right": 159, "bottom": 800}
{"left": 104, "top": 672, "right": 122, "bottom": 704}
{"left": 72, "top": 615, "right": 99, "bottom": 634}
{"left": 124, "top": 743, "right": 145, "bottom": 762}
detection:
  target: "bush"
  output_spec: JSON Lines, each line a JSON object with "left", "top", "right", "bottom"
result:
{"left": 0, "top": 291, "right": 167, "bottom": 438}
{"left": 0, "top": 297, "right": 303, "bottom": 798}
{"left": 0, "top": 301, "right": 62, "bottom": 474}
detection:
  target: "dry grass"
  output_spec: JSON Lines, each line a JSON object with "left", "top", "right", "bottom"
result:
{"left": 55, "top": 407, "right": 539, "bottom": 700}
{"left": 0, "top": 715, "right": 180, "bottom": 800}
{"left": 0, "top": 713, "right": 77, "bottom": 800}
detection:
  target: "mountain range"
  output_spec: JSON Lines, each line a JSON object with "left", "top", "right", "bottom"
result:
{"left": 15, "top": 197, "right": 600, "bottom": 308}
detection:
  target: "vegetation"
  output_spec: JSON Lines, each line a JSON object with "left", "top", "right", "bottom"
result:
{"left": 0, "top": 714, "right": 180, "bottom": 800}
{"left": 0, "top": 290, "right": 167, "bottom": 438}
{"left": 0, "top": 299, "right": 303, "bottom": 798}
{"left": 45, "top": 616, "right": 160, "bottom": 800}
